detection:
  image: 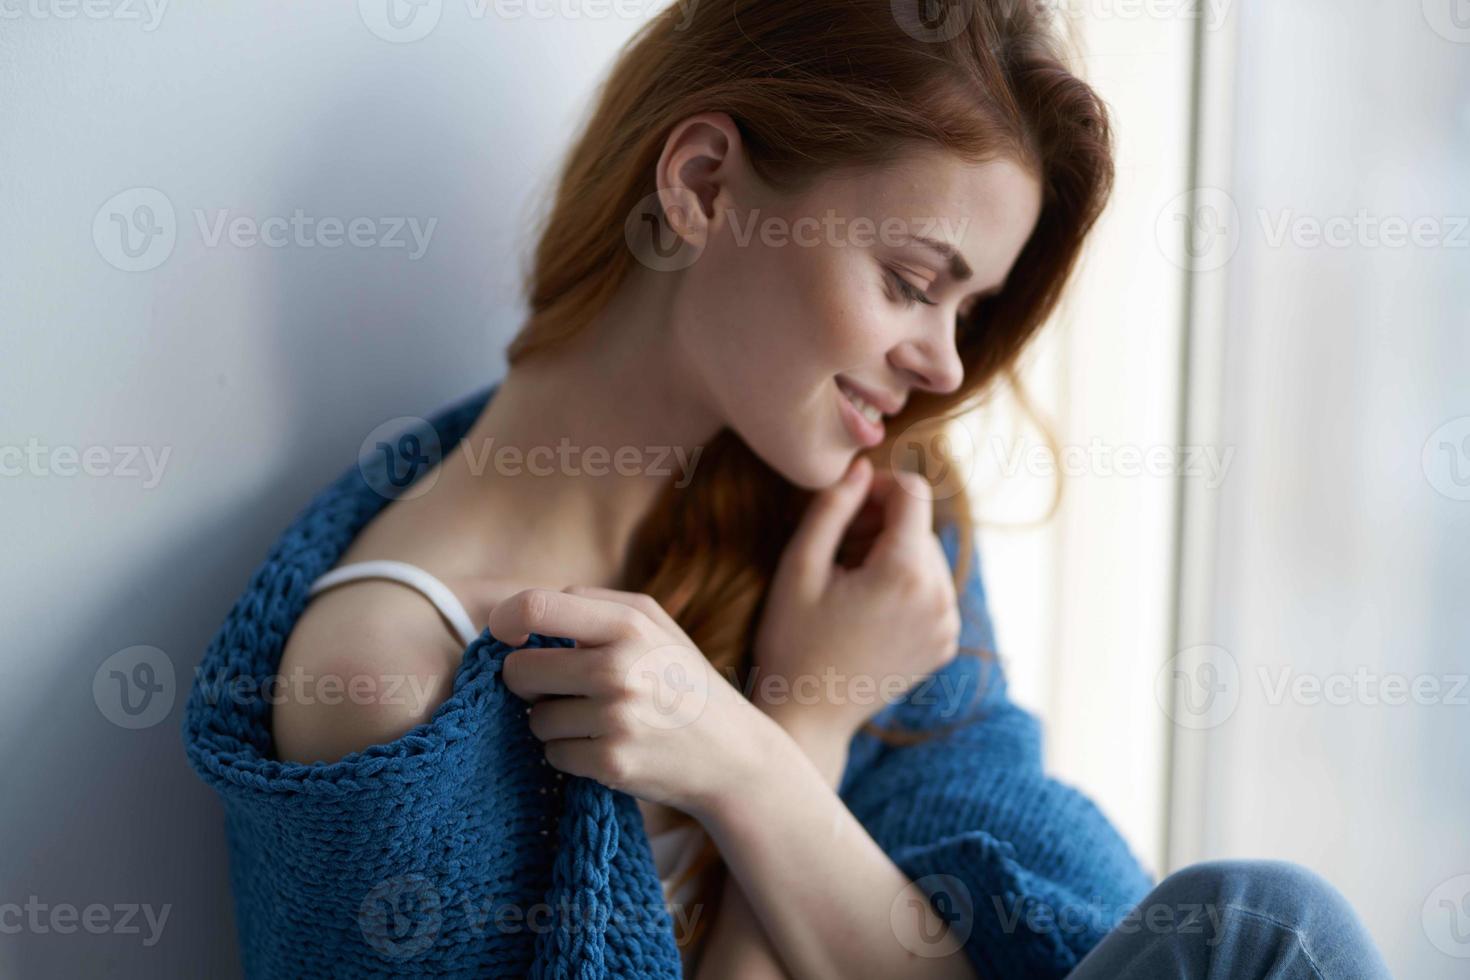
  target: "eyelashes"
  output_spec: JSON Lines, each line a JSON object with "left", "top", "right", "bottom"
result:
{"left": 882, "top": 263, "right": 992, "bottom": 335}
{"left": 883, "top": 265, "right": 937, "bottom": 308}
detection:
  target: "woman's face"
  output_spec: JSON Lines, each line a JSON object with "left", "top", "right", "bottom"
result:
{"left": 674, "top": 143, "right": 1044, "bottom": 490}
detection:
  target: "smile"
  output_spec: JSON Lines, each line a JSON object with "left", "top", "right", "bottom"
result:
{"left": 837, "top": 379, "right": 885, "bottom": 424}
{"left": 835, "top": 377, "right": 890, "bottom": 448}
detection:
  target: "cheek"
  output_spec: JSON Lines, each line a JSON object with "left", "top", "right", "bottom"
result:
{"left": 682, "top": 239, "right": 893, "bottom": 488}
{"left": 700, "top": 240, "right": 872, "bottom": 394}
{"left": 788, "top": 246, "right": 890, "bottom": 373}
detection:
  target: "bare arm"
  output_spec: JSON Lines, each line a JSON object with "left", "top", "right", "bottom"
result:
{"left": 493, "top": 457, "right": 974, "bottom": 980}
{"left": 694, "top": 464, "right": 971, "bottom": 979}
{"left": 688, "top": 713, "right": 977, "bottom": 980}
{"left": 692, "top": 715, "right": 851, "bottom": 980}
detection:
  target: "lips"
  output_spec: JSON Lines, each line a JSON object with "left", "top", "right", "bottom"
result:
{"left": 835, "top": 378, "right": 887, "bottom": 448}
{"left": 836, "top": 376, "right": 904, "bottom": 416}
{"left": 838, "top": 380, "right": 884, "bottom": 425}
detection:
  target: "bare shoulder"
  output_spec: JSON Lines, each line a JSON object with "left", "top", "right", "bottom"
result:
{"left": 272, "top": 581, "right": 467, "bottom": 765}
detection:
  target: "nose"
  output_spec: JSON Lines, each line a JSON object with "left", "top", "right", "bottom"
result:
{"left": 888, "top": 315, "right": 964, "bottom": 395}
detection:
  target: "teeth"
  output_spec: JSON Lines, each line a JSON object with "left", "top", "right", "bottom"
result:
{"left": 839, "top": 382, "right": 884, "bottom": 424}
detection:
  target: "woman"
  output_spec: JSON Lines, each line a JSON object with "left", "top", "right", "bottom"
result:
{"left": 184, "top": 1, "right": 1392, "bottom": 977}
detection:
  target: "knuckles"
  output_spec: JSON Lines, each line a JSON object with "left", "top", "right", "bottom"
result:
{"left": 507, "top": 588, "right": 553, "bottom": 633}
{"left": 625, "top": 592, "right": 664, "bottom": 625}
{"left": 622, "top": 605, "right": 657, "bottom": 640}
{"left": 882, "top": 554, "right": 928, "bottom": 597}
{"left": 602, "top": 698, "right": 641, "bottom": 737}
{"left": 590, "top": 741, "right": 634, "bottom": 788}
{"left": 586, "top": 648, "right": 631, "bottom": 691}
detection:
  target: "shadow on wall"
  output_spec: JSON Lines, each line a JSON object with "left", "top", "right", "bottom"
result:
{"left": 3, "top": 59, "right": 529, "bottom": 978}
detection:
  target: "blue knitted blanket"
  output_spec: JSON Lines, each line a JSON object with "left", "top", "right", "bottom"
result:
{"left": 182, "top": 383, "right": 1153, "bottom": 979}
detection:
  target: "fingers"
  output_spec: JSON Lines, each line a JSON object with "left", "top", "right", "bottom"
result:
{"left": 561, "top": 584, "right": 680, "bottom": 636}
{"left": 837, "top": 473, "right": 892, "bottom": 567}
{"left": 526, "top": 695, "right": 604, "bottom": 741}
{"left": 488, "top": 587, "right": 642, "bottom": 648}
{"left": 542, "top": 737, "right": 612, "bottom": 784}
{"left": 502, "top": 647, "right": 601, "bottom": 703}
{"left": 867, "top": 468, "right": 935, "bottom": 566}
{"left": 778, "top": 455, "right": 875, "bottom": 593}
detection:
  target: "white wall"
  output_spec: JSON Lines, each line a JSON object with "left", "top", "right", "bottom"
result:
{"left": 7, "top": 2, "right": 1462, "bottom": 978}
{"left": 1171, "top": 2, "right": 1470, "bottom": 977}
{"left": 0, "top": 4, "right": 666, "bottom": 975}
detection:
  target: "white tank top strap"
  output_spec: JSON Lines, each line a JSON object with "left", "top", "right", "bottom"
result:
{"left": 307, "top": 560, "right": 481, "bottom": 648}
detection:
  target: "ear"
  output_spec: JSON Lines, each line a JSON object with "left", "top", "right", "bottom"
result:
{"left": 652, "top": 112, "right": 745, "bottom": 249}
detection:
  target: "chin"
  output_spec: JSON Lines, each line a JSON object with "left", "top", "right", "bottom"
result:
{"left": 725, "top": 389, "right": 858, "bottom": 491}
{"left": 755, "top": 432, "right": 855, "bottom": 491}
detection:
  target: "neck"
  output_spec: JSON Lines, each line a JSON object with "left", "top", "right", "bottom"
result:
{"left": 450, "top": 277, "right": 725, "bottom": 588}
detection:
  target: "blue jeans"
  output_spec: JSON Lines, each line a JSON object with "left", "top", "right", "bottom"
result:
{"left": 1066, "top": 860, "right": 1392, "bottom": 979}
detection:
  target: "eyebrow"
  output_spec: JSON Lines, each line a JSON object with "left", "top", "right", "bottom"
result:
{"left": 909, "top": 235, "right": 973, "bottom": 282}
{"left": 908, "top": 234, "right": 1005, "bottom": 302}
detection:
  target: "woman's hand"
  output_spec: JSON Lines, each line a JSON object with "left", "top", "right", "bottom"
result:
{"left": 751, "top": 455, "right": 962, "bottom": 746}
{"left": 493, "top": 585, "right": 774, "bottom": 822}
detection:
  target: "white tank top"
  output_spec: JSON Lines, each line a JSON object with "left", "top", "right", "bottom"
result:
{"left": 306, "top": 560, "right": 710, "bottom": 911}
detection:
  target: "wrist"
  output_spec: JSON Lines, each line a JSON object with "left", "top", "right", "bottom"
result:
{"left": 747, "top": 662, "right": 864, "bottom": 744}
{"left": 765, "top": 708, "right": 851, "bottom": 788}
{"left": 688, "top": 704, "right": 808, "bottom": 831}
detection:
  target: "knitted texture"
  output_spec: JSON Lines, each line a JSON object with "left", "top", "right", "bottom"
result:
{"left": 182, "top": 383, "right": 1153, "bottom": 979}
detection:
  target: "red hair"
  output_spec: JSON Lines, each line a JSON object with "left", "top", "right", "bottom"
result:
{"left": 506, "top": 0, "right": 1113, "bottom": 958}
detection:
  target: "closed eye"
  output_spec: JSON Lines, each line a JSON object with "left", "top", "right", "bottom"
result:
{"left": 883, "top": 266, "right": 937, "bottom": 308}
